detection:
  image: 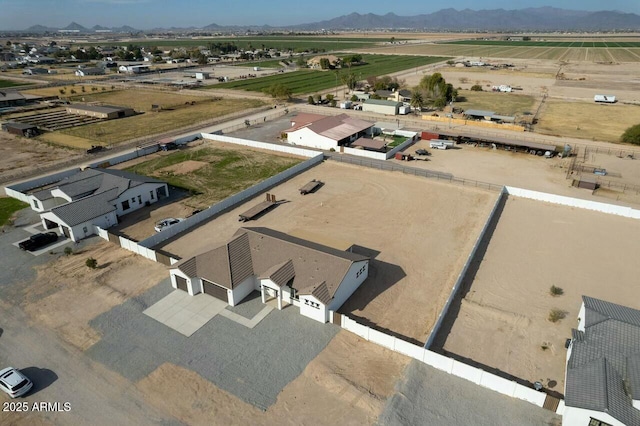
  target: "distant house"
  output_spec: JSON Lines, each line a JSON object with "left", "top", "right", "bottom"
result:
{"left": 23, "top": 168, "right": 169, "bottom": 241}
{"left": 22, "top": 67, "right": 49, "bottom": 75}
{"left": 0, "top": 91, "right": 27, "bottom": 107}
{"left": 283, "top": 113, "right": 374, "bottom": 151}
{"left": 1, "top": 122, "right": 39, "bottom": 137}
{"left": 118, "top": 64, "right": 151, "bottom": 74}
{"left": 362, "top": 99, "right": 403, "bottom": 115}
{"left": 564, "top": 296, "right": 640, "bottom": 426}
{"left": 170, "top": 227, "right": 369, "bottom": 323}
{"left": 75, "top": 67, "right": 105, "bottom": 77}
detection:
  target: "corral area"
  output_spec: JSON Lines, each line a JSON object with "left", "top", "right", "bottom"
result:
{"left": 434, "top": 196, "right": 640, "bottom": 393}
{"left": 455, "top": 90, "right": 537, "bottom": 116}
{"left": 158, "top": 160, "right": 498, "bottom": 343}
{"left": 111, "top": 142, "right": 303, "bottom": 241}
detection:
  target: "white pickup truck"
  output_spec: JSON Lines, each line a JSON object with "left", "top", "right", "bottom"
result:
{"left": 429, "top": 139, "right": 454, "bottom": 150}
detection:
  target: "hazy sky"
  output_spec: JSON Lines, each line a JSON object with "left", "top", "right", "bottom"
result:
{"left": 0, "top": 0, "right": 638, "bottom": 29}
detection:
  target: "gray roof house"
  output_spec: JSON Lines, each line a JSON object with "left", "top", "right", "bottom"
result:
{"left": 29, "top": 168, "right": 168, "bottom": 241}
{"left": 564, "top": 296, "right": 640, "bottom": 426}
{"left": 170, "top": 227, "right": 369, "bottom": 323}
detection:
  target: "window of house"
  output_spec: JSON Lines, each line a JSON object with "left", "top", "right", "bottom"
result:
{"left": 150, "top": 191, "right": 154, "bottom": 200}
{"left": 589, "top": 419, "right": 613, "bottom": 426}
{"left": 137, "top": 195, "right": 142, "bottom": 204}
{"left": 131, "top": 197, "right": 135, "bottom": 204}
{"left": 83, "top": 226, "right": 88, "bottom": 234}
{"left": 121, "top": 200, "right": 130, "bottom": 210}
{"left": 33, "top": 200, "right": 39, "bottom": 209}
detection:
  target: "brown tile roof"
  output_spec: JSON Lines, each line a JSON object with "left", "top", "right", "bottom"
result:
{"left": 286, "top": 113, "right": 327, "bottom": 132}
{"left": 285, "top": 113, "right": 373, "bottom": 142}
{"left": 174, "top": 227, "right": 368, "bottom": 303}
{"left": 350, "top": 137, "right": 387, "bottom": 150}
{"left": 311, "top": 281, "right": 331, "bottom": 305}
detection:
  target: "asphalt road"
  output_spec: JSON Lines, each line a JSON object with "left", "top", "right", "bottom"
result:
{"left": 0, "top": 301, "right": 180, "bottom": 426}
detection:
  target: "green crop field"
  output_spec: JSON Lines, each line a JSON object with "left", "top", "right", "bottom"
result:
{"left": 210, "top": 54, "right": 449, "bottom": 94}
{"left": 84, "top": 36, "right": 391, "bottom": 51}
{"left": 0, "top": 79, "right": 28, "bottom": 88}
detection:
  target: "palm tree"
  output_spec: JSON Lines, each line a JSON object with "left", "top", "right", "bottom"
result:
{"left": 410, "top": 91, "right": 425, "bottom": 113}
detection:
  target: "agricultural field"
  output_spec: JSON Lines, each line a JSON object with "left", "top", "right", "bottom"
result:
{"left": 366, "top": 43, "right": 640, "bottom": 63}
{"left": 442, "top": 40, "right": 640, "bottom": 47}
{"left": 0, "top": 78, "right": 28, "bottom": 88}
{"left": 455, "top": 90, "right": 536, "bottom": 116}
{"left": 83, "top": 36, "right": 389, "bottom": 51}
{"left": 123, "top": 146, "right": 302, "bottom": 208}
{"left": 35, "top": 90, "right": 265, "bottom": 147}
{"left": 211, "top": 54, "right": 449, "bottom": 94}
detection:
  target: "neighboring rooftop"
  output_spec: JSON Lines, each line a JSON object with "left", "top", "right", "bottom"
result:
{"left": 53, "top": 168, "right": 162, "bottom": 201}
{"left": 50, "top": 188, "right": 119, "bottom": 226}
{"left": 66, "top": 104, "right": 134, "bottom": 114}
{"left": 363, "top": 99, "right": 403, "bottom": 107}
{"left": 566, "top": 295, "right": 640, "bottom": 426}
{"left": 286, "top": 113, "right": 373, "bottom": 142}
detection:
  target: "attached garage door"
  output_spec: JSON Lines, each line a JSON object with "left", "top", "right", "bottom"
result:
{"left": 175, "top": 276, "right": 188, "bottom": 292}
{"left": 202, "top": 280, "right": 228, "bottom": 302}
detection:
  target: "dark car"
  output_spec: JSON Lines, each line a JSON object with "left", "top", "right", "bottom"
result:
{"left": 18, "top": 232, "right": 58, "bottom": 251}
{"left": 415, "top": 149, "right": 430, "bottom": 156}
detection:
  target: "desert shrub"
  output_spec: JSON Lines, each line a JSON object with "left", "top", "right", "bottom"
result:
{"left": 621, "top": 124, "right": 640, "bottom": 145}
{"left": 85, "top": 257, "right": 98, "bottom": 269}
{"left": 550, "top": 285, "right": 564, "bottom": 296}
{"left": 470, "top": 84, "right": 483, "bottom": 91}
{"left": 548, "top": 309, "right": 567, "bottom": 323}
{"left": 64, "top": 246, "right": 73, "bottom": 256}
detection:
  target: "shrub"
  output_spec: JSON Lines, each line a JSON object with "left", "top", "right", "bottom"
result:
{"left": 470, "top": 84, "right": 483, "bottom": 91}
{"left": 59, "top": 88, "right": 66, "bottom": 95}
{"left": 621, "top": 124, "right": 640, "bottom": 145}
{"left": 85, "top": 257, "right": 98, "bottom": 269}
{"left": 70, "top": 89, "right": 76, "bottom": 94}
{"left": 350, "top": 94, "right": 358, "bottom": 102}
{"left": 550, "top": 285, "right": 564, "bottom": 296}
{"left": 64, "top": 246, "right": 73, "bottom": 256}
{"left": 308, "top": 95, "right": 314, "bottom": 105}
{"left": 548, "top": 309, "right": 567, "bottom": 323}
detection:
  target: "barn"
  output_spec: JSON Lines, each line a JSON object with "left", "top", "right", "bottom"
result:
{"left": 362, "top": 99, "right": 403, "bottom": 115}
{"left": 2, "top": 122, "right": 39, "bottom": 137}
{"left": 66, "top": 104, "right": 135, "bottom": 119}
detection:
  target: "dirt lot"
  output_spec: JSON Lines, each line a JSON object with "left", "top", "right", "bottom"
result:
{"left": 0, "top": 131, "right": 84, "bottom": 182}
{"left": 21, "top": 240, "right": 168, "bottom": 351}
{"left": 159, "top": 160, "right": 497, "bottom": 343}
{"left": 136, "top": 330, "right": 409, "bottom": 425}
{"left": 436, "top": 196, "right": 640, "bottom": 393}
{"left": 403, "top": 140, "right": 640, "bottom": 206}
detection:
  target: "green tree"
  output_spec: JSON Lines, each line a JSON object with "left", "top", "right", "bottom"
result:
{"left": 350, "top": 94, "right": 358, "bottom": 102}
{"left": 308, "top": 95, "right": 315, "bottom": 105}
{"left": 295, "top": 55, "right": 306, "bottom": 67}
{"left": 263, "top": 83, "right": 292, "bottom": 100}
{"left": 621, "top": 124, "right": 640, "bottom": 145}
{"left": 314, "top": 94, "right": 322, "bottom": 103}
{"left": 470, "top": 84, "right": 483, "bottom": 91}
{"left": 319, "top": 57, "right": 330, "bottom": 69}
{"left": 85, "top": 257, "right": 98, "bottom": 269}
{"left": 341, "top": 72, "right": 359, "bottom": 91}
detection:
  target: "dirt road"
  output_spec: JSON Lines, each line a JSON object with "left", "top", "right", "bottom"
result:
{"left": 0, "top": 301, "right": 177, "bottom": 426}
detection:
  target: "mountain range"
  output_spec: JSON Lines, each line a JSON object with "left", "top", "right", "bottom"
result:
{"left": 17, "top": 8, "right": 640, "bottom": 33}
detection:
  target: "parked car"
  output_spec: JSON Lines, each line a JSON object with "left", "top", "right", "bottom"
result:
{"left": 18, "top": 232, "right": 58, "bottom": 251}
{"left": 159, "top": 142, "right": 178, "bottom": 151}
{"left": 415, "top": 149, "right": 430, "bottom": 156}
{"left": 0, "top": 367, "right": 33, "bottom": 398}
{"left": 86, "top": 145, "right": 105, "bottom": 154}
{"left": 154, "top": 218, "right": 182, "bottom": 233}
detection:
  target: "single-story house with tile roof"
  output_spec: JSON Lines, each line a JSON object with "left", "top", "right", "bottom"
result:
{"left": 362, "top": 99, "right": 403, "bottom": 115}
{"left": 283, "top": 113, "right": 373, "bottom": 151}
{"left": 27, "top": 168, "right": 168, "bottom": 241}
{"left": 170, "top": 227, "right": 369, "bottom": 323}
{"left": 563, "top": 296, "right": 640, "bottom": 426}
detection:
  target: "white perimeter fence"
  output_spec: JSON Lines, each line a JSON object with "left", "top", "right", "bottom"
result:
{"left": 335, "top": 313, "right": 554, "bottom": 412}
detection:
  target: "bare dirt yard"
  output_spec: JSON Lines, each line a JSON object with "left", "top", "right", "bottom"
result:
{"left": 159, "top": 160, "right": 497, "bottom": 343}
{"left": 21, "top": 240, "right": 168, "bottom": 351}
{"left": 136, "top": 330, "right": 409, "bottom": 425}
{"left": 0, "top": 131, "right": 84, "bottom": 183}
{"left": 436, "top": 196, "right": 640, "bottom": 393}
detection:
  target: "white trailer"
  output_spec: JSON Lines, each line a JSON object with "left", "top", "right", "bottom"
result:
{"left": 594, "top": 95, "right": 616, "bottom": 103}
{"left": 339, "top": 101, "right": 352, "bottom": 109}
{"left": 429, "top": 139, "right": 454, "bottom": 150}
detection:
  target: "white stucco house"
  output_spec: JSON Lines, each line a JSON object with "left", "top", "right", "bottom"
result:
{"left": 563, "top": 296, "right": 640, "bottom": 426}
{"left": 170, "top": 227, "right": 369, "bottom": 323}
{"left": 26, "top": 168, "right": 168, "bottom": 241}
{"left": 284, "top": 113, "right": 373, "bottom": 151}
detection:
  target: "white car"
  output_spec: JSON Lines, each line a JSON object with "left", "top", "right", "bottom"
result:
{"left": 0, "top": 367, "right": 33, "bottom": 398}
{"left": 154, "top": 218, "right": 182, "bottom": 233}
